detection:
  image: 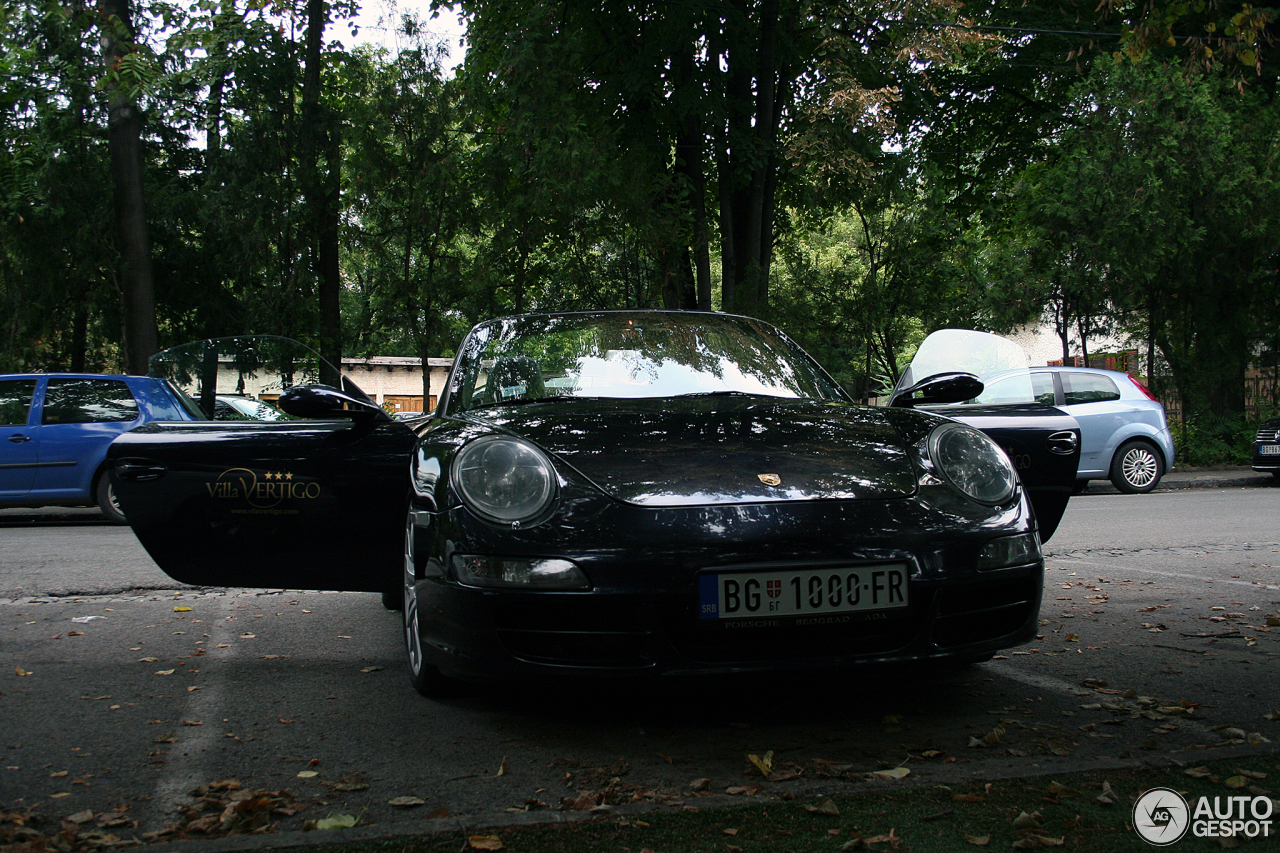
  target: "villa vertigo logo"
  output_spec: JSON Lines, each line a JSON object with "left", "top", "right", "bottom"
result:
{"left": 207, "top": 468, "right": 321, "bottom": 513}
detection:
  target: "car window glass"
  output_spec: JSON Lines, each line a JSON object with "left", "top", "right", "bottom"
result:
{"left": 41, "top": 378, "right": 139, "bottom": 424}
{"left": 970, "top": 374, "right": 1035, "bottom": 405}
{"left": 453, "top": 313, "right": 844, "bottom": 411}
{"left": 0, "top": 379, "right": 37, "bottom": 426}
{"left": 143, "top": 379, "right": 195, "bottom": 420}
{"left": 1031, "top": 373, "right": 1056, "bottom": 405}
{"left": 1061, "top": 372, "right": 1120, "bottom": 405}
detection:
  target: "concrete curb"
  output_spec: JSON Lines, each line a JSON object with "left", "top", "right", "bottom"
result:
{"left": 1080, "top": 466, "right": 1274, "bottom": 495}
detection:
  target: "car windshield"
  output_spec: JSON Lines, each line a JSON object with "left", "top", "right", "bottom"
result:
{"left": 447, "top": 312, "right": 845, "bottom": 413}
{"left": 894, "top": 329, "right": 1035, "bottom": 403}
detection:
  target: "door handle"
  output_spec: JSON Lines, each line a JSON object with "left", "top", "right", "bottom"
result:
{"left": 114, "top": 458, "right": 167, "bottom": 481}
{"left": 1047, "top": 430, "right": 1079, "bottom": 455}
{"left": 7, "top": 434, "right": 30, "bottom": 443}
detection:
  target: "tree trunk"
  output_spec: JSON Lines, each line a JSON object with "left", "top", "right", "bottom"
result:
{"left": 99, "top": 0, "right": 157, "bottom": 374}
{"left": 302, "top": 0, "right": 342, "bottom": 384}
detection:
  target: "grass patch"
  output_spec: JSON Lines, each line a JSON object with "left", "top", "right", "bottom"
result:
{"left": 296, "top": 754, "right": 1279, "bottom": 853}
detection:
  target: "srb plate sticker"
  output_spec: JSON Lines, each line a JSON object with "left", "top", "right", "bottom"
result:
{"left": 700, "top": 564, "right": 909, "bottom": 621}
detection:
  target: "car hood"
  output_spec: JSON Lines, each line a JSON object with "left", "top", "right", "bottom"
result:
{"left": 465, "top": 397, "right": 919, "bottom": 506}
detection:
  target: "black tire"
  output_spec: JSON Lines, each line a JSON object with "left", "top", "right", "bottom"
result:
{"left": 1272, "top": 471, "right": 1280, "bottom": 481}
{"left": 402, "top": 511, "right": 460, "bottom": 698}
{"left": 1109, "top": 440, "right": 1163, "bottom": 493}
{"left": 381, "top": 588, "right": 403, "bottom": 611}
{"left": 95, "top": 474, "right": 128, "bottom": 524}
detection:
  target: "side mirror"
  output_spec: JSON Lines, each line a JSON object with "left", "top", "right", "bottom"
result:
{"left": 889, "top": 372, "right": 984, "bottom": 409}
{"left": 277, "top": 385, "right": 387, "bottom": 422}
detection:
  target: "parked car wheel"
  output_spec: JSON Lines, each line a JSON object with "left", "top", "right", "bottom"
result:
{"left": 1110, "top": 440, "right": 1163, "bottom": 493}
{"left": 95, "top": 473, "right": 128, "bottom": 524}
{"left": 402, "top": 513, "right": 460, "bottom": 698}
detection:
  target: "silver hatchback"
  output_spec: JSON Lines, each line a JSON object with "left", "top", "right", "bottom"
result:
{"left": 968, "top": 366, "right": 1175, "bottom": 493}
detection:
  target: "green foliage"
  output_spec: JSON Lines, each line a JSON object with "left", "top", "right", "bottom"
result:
{"left": 1172, "top": 399, "right": 1280, "bottom": 466}
{"left": 1001, "top": 59, "right": 1280, "bottom": 423}
{"left": 1, "top": 0, "right": 1278, "bottom": 435}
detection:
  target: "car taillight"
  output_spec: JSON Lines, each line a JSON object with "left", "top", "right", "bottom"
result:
{"left": 1128, "top": 375, "right": 1159, "bottom": 401}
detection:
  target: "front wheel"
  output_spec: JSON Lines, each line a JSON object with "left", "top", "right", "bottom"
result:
{"left": 403, "top": 512, "right": 460, "bottom": 698}
{"left": 1110, "top": 440, "right": 1163, "bottom": 493}
{"left": 95, "top": 474, "right": 128, "bottom": 524}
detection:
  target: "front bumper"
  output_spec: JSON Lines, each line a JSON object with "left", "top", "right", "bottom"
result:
{"left": 1252, "top": 443, "right": 1280, "bottom": 473}
{"left": 411, "top": 565, "right": 1043, "bottom": 681}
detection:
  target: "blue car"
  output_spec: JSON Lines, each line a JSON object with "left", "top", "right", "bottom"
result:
{"left": 964, "top": 365, "right": 1175, "bottom": 493}
{"left": 0, "top": 373, "right": 203, "bottom": 522}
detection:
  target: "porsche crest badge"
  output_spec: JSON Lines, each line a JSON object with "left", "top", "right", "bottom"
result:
{"left": 757, "top": 473, "right": 781, "bottom": 487}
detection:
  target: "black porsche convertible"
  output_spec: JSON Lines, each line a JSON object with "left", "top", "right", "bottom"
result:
{"left": 109, "top": 311, "right": 1080, "bottom": 696}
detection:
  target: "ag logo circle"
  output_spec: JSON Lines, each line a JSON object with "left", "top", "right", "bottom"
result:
{"left": 1133, "top": 787, "right": 1190, "bottom": 846}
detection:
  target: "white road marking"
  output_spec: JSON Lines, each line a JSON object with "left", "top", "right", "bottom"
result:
{"left": 1049, "top": 558, "right": 1279, "bottom": 590}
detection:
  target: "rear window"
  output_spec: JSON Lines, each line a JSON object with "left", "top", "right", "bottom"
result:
{"left": 1061, "top": 372, "right": 1121, "bottom": 405}
{"left": 41, "top": 378, "right": 140, "bottom": 424}
{"left": 0, "top": 379, "right": 37, "bottom": 426}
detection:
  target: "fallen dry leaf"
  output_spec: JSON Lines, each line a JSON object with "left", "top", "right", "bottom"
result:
{"left": 469, "top": 835, "right": 504, "bottom": 851}
{"left": 803, "top": 798, "right": 840, "bottom": 816}
{"left": 966, "top": 834, "right": 990, "bottom": 845}
{"left": 968, "top": 725, "right": 1005, "bottom": 748}
{"left": 747, "top": 750, "right": 774, "bottom": 777}
{"left": 307, "top": 813, "right": 358, "bottom": 830}
{"left": 863, "top": 828, "right": 900, "bottom": 845}
{"left": 389, "top": 796, "right": 425, "bottom": 808}
{"left": 870, "top": 767, "right": 910, "bottom": 781}
{"left": 15, "top": 666, "right": 30, "bottom": 676}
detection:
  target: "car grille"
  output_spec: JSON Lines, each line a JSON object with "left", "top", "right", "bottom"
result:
{"left": 1257, "top": 426, "right": 1280, "bottom": 442}
{"left": 932, "top": 578, "right": 1040, "bottom": 647}
{"left": 671, "top": 614, "right": 919, "bottom": 664}
{"left": 498, "top": 629, "right": 652, "bottom": 668}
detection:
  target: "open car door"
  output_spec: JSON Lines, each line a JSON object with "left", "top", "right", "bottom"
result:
{"left": 108, "top": 337, "right": 417, "bottom": 593}
{"left": 891, "top": 329, "right": 1081, "bottom": 542}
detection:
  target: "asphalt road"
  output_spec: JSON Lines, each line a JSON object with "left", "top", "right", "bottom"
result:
{"left": 2, "top": 483, "right": 1279, "bottom": 846}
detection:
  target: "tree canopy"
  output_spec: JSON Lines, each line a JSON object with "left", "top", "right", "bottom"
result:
{"left": 2, "top": 0, "right": 1277, "bottom": 429}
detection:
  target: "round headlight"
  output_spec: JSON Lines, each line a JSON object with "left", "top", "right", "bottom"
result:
{"left": 452, "top": 435, "right": 556, "bottom": 523}
{"left": 927, "top": 423, "right": 1018, "bottom": 505}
